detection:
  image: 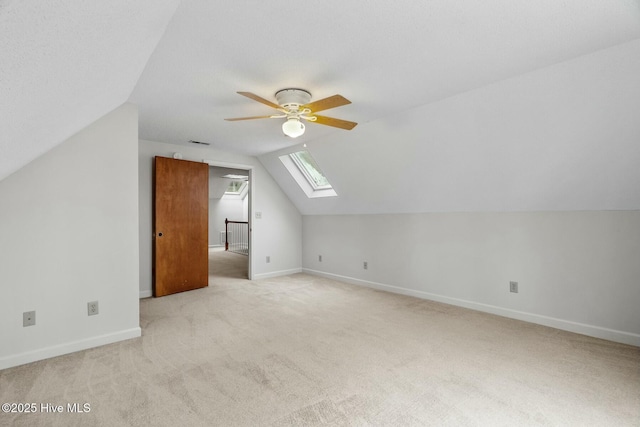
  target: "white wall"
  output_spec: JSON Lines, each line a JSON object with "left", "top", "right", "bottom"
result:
{"left": 209, "top": 198, "right": 245, "bottom": 246}
{"left": 303, "top": 212, "right": 640, "bottom": 346}
{"left": 0, "top": 103, "right": 141, "bottom": 370}
{"left": 138, "top": 139, "right": 302, "bottom": 297}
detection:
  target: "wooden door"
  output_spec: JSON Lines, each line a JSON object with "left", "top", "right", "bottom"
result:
{"left": 153, "top": 156, "right": 209, "bottom": 297}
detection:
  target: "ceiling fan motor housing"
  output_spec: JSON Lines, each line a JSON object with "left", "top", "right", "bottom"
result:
{"left": 275, "top": 88, "right": 311, "bottom": 109}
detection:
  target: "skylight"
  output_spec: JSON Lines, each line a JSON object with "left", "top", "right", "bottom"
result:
{"left": 225, "top": 180, "right": 247, "bottom": 195}
{"left": 290, "top": 151, "right": 331, "bottom": 190}
{"left": 279, "top": 150, "right": 337, "bottom": 198}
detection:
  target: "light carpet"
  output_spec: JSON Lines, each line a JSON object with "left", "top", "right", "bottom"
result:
{"left": 1, "top": 250, "right": 638, "bottom": 426}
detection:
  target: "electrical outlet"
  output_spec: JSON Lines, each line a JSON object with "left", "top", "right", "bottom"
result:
{"left": 266, "top": 256, "right": 270, "bottom": 263}
{"left": 510, "top": 281, "right": 518, "bottom": 293}
{"left": 364, "top": 261, "right": 368, "bottom": 270}
{"left": 88, "top": 301, "right": 99, "bottom": 316}
{"left": 23, "top": 311, "right": 36, "bottom": 327}
{"left": 319, "top": 255, "right": 322, "bottom": 262}
{"left": 255, "top": 211, "right": 262, "bottom": 219}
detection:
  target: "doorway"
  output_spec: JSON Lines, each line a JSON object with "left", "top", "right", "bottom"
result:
{"left": 207, "top": 164, "right": 252, "bottom": 280}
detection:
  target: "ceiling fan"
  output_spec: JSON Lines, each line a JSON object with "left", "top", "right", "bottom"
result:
{"left": 225, "top": 89, "right": 357, "bottom": 138}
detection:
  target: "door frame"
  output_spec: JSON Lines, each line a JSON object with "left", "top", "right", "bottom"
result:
{"left": 204, "top": 159, "right": 254, "bottom": 280}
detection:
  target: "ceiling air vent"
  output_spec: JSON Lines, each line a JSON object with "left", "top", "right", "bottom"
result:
{"left": 188, "top": 140, "right": 210, "bottom": 146}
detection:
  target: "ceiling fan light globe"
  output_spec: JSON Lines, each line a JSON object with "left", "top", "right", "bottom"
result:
{"left": 282, "top": 118, "right": 305, "bottom": 138}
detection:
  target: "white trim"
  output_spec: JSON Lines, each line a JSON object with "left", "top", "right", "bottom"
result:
{"left": 0, "top": 328, "right": 142, "bottom": 370}
{"left": 303, "top": 268, "right": 640, "bottom": 347}
{"left": 203, "top": 159, "right": 254, "bottom": 280}
{"left": 202, "top": 159, "right": 254, "bottom": 170}
{"left": 139, "top": 290, "right": 152, "bottom": 299}
{"left": 253, "top": 268, "right": 302, "bottom": 280}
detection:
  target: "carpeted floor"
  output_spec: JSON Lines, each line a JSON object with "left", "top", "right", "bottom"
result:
{"left": 1, "top": 249, "right": 638, "bottom": 426}
{"left": 208, "top": 246, "right": 249, "bottom": 279}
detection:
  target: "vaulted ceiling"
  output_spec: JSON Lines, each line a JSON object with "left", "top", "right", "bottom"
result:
{"left": 0, "top": 0, "right": 181, "bottom": 181}
{"left": 2, "top": 1, "right": 640, "bottom": 213}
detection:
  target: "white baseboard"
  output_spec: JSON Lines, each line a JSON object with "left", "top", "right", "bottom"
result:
{"left": 303, "top": 268, "right": 640, "bottom": 347}
{"left": 139, "top": 289, "right": 152, "bottom": 299}
{"left": 253, "top": 268, "right": 302, "bottom": 280}
{"left": 0, "top": 327, "right": 142, "bottom": 371}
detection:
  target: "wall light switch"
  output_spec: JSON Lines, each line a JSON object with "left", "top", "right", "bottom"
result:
{"left": 23, "top": 311, "right": 36, "bottom": 327}
{"left": 510, "top": 281, "right": 518, "bottom": 293}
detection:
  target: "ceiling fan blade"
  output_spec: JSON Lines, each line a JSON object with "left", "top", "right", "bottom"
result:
{"left": 224, "top": 115, "right": 275, "bottom": 121}
{"left": 237, "top": 91, "right": 282, "bottom": 110}
{"left": 303, "top": 95, "right": 351, "bottom": 113}
{"left": 311, "top": 115, "right": 358, "bottom": 130}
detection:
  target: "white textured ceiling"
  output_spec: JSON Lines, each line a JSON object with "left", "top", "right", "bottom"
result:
{"left": 0, "top": 0, "right": 180, "bottom": 181}
{"left": 261, "top": 39, "right": 640, "bottom": 214}
{"left": 3, "top": 1, "right": 640, "bottom": 213}
{"left": 130, "top": 0, "right": 640, "bottom": 156}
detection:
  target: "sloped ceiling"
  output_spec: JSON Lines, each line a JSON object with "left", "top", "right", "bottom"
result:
{"left": 261, "top": 40, "right": 640, "bottom": 214}
{"left": 3, "top": 1, "right": 640, "bottom": 213}
{"left": 0, "top": 0, "right": 180, "bottom": 181}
